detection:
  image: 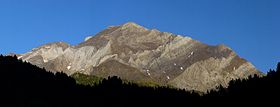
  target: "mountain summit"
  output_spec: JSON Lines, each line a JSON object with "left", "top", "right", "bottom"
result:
{"left": 121, "top": 22, "right": 146, "bottom": 29}
{"left": 17, "top": 22, "right": 260, "bottom": 92}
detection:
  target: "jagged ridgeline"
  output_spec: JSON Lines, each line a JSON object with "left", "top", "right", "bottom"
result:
{"left": 16, "top": 22, "right": 261, "bottom": 92}
{"left": 0, "top": 55, "right": 279, "bottom": 106}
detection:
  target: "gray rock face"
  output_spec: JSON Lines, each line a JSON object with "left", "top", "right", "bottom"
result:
{"left": 18, "top": 22, "right": 261, "bottom": 92}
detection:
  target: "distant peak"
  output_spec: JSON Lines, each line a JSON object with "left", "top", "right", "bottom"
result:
{"left": 121, "top": 22, "right": 147, "bottom": 30}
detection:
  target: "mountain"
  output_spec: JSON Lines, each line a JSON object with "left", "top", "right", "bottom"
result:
{"left": 17, "top": 22, "right": 261, "bottom": 92}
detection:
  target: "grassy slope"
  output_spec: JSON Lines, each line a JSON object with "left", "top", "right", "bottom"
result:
{"left": 71, "top": 73, "right": 172, "bottom": 88}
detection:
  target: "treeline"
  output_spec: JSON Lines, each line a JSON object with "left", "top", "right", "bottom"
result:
{"left": 204, "top": 64, "right": 279, "bottom": 106}
{"left": 0, "top": 55, "right": 279, "bottom": 106}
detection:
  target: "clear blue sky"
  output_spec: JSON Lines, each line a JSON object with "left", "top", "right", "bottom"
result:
{"left": 0, "top": 0, "right": 279, "bottom": 72}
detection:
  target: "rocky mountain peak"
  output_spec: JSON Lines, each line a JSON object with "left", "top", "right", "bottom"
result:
{"left": 17, "top": 22, "right": 261, "bottom": 92}
{"left": 121, "top": 22, "right": 147, "bottom": 30}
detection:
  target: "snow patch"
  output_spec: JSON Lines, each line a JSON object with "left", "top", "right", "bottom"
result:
{"left": 145, "top": 69, "right": 151, "bottom": 76}
{"left": 67, "top": 66, "right": 71, "bottom": 70}
{"left": 180, "top": 67, "right": 184, "bottom": 70}
{"left": 187, "top": 51, "right": 194, "bottom": 58}
{"left": 84, "top": 36, "right": 93, "bottom": 41}
{"left": 43, "top": 59, "right": 48, "bottom": 63}
{"left": 174, "top": 63, "right": 177, "bottom": 66}
{"left": 147, "top": 72, "right": 151, "bottom": 76}
{"left": 17, "top": 56, "right": 23, "bottom": 59}
{"left": 190, "top": 51, "right": 194, "bottom": 55}
{"left": 167, "top": 76, "right": 170, "bottom": 79}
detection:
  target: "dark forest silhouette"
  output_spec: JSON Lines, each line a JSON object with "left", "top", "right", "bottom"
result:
{"left": 0, "top": 55, "right": 279, "bottom": 106}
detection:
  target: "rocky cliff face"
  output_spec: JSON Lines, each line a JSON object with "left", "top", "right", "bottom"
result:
{"left": 18, "top": 22, "right": 261, "bottom": 92}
